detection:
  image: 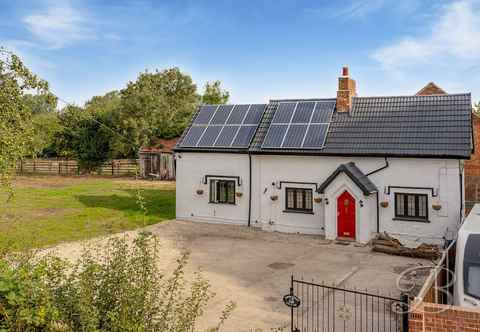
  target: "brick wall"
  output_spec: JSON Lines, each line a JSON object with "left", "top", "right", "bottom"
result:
{"left": 465, "top": 114, "right": 480, "bottom": 176}
{"left": 409, "top": 302, "right": 480, "bottom": 332}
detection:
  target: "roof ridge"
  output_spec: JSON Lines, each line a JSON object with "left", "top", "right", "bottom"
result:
{"left": 353, "top": 93, "right": 471, "bottom": 99}
{"left": 269, "top": 98, "right": 337, "bottom": 102}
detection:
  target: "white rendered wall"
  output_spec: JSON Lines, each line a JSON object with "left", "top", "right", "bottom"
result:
{"left": 251, "top": 155, "right": 463, "bottom": 245}
{"left": 175, "top": 152, "right": 250, "bottom": 225}
{"left": 176, "top": 152, "right": 464, "bottom": 245}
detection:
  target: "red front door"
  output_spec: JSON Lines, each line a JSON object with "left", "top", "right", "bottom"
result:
{"left": 337, "top": 191, "right": 356, "bottom": 239}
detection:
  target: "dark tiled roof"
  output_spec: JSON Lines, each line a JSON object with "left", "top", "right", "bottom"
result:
{"left": 253, "top": 94, "right": 473, "bottom": 158}
{"left": 176, "top": 94, "right": 473, "bottom": 159}
{"left": 318, "top": 162, "right": 378, "bottom": 195}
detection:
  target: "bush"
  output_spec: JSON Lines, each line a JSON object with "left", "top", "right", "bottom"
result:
{"left": 0, "top": 232, "right": 233, "bottom": 331}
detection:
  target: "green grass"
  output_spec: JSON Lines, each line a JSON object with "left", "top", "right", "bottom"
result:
{"left": 0, "top": 176, "right": 175, "bottom": 250}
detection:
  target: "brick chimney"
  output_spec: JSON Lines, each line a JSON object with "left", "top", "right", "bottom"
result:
{"left": 336, "top": 66, "right": 357, "bottom": 112}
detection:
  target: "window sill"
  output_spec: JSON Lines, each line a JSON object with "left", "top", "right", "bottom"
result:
{"left": 283, "top": 209, "right": 314, "bottom": 215}
{"left": 209, "top": 202, "right": 236, "bottom": 205}
{"left": 393, "top": 217, "right": 430, "bottom": 223}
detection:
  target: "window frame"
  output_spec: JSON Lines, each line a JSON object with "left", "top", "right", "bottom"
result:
{"left": 394, "top": 192, "right": 429, "bottom": 222}
{"left": 209, "top": 179, "right": 236, "bottom": 205}
{"left": 284, "top": 187, "right": 313, "bottom": 214}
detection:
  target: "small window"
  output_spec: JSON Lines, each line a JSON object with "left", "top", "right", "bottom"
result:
{"left": 285, "top": 187, "right": 313, "bottom": 213}
{"left": 209, "top": 180, "right": 235, "bottom": 204}
{"left": 394, "top": 193, "right": 428, "bottom": 221}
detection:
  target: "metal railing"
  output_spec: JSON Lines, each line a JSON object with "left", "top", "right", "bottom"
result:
{"left": 284, "top": 276, "right": 408, "bottom": 332}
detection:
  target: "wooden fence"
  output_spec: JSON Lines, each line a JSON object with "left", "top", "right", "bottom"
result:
{"left": 17, "top": 159, "right": 139, "bottom": 177}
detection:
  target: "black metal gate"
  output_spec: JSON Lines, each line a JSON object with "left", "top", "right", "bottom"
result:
{"left": 284, "top": 276, "right": 409, "bottom": 332}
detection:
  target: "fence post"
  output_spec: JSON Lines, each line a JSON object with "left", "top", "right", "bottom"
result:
{"left": 401, "top": 293, "right": 409, "bottom": 332}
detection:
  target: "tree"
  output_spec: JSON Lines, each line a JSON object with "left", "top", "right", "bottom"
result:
{"left": 55, "top": 105, "right": 116, "bottom": 173}
{"left": 119, "top": 68, "right": 199, "bottom": 156}
{"left": 0, "top": 48, "right": 52, "bottom": 190}
{"left": 201, "top": 81, "right": 229, "bottom": 105}
{"left": 22, "top": 92, "right": 58, "bottom": 114}
{"left": 474, "top": 101, "right": 480, "bottom": 116}
{"left": 21, "top": 93, "right": 62, "bottom": 157}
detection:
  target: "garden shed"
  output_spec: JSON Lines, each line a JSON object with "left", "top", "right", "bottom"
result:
{"left": 139, "top": 138, "right": 177, "bottom": 180}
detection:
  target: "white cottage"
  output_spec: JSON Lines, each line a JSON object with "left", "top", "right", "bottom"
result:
{"left": 174, "top": 67, "right": 473, "bottom": 246}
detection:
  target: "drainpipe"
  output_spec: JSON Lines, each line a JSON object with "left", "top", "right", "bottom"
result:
{"left": 248, "top": 153, "right": 252, "bottom": 227}
{"left": 366, "top": 157, "right": 389, "bottom": 176}
{"left": 366, "top": 157, "right": 390, "bottom": 234}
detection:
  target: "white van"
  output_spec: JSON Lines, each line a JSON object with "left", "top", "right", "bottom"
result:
{"left": 454, "top": 204, "right": 480, "bottom": 308}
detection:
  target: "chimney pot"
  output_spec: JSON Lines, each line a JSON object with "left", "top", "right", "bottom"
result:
{"left": 342, "top": 66, "right": 349, "bottom": 76}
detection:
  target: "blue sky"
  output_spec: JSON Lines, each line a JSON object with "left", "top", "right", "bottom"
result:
{"left": 1, "top": 0, "right": 480, "bottom": 106}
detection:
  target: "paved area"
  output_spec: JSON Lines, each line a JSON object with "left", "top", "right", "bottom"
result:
{"left": 51, "top": 220, "right": 431, "bottom": 331}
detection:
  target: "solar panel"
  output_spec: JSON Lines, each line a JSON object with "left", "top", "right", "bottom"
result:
{"left": 214, "top": 126, "right": 239, "bottom": 147}
{"left": 193, "top": 105, "right": 217, "bottom": 124}
{"left": 303, "top": 124, "right": 329, "bottom": 148}
{"left": 272, "top": 102, "right": 296, "bottom": 123}
{"left": 181, "top": 126, "right": 206, "bottom": 146}
{"left": 311, "top": 101, "right": 335, "bottom": 123}
{"left": 232, "top": 126, "right": 257, "bottom": 147}
{"left": 261, "top": 100, "right": 335, "bottom": 149}
{"left": 283, "top": 124, "right": 308, "bottom": 148}
{"left": 292, "top": 102, "right": 315, "bottom": 123}
{"left": 179, "top": 104, "right": 266, "bottom": 148}
{"left": 210, "top": 105, "right": 234, "bottom": 124}
{"left": 198, "top": 126, "right": 222, "bottom": 146}
{"left": 226, "top": 104, "right": 249, "bottom": 124}
{"left": 244, "top": 104, "right": 265, "bottom": 124}
{"left": 262, "top": 124, "right": 288, "bottom": 148}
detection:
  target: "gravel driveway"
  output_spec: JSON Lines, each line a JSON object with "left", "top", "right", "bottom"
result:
{"left": 50, "top": 220, "right": 430, "bottom": 331}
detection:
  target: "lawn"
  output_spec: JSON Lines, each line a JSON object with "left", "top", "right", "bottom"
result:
{"left": 0, "top": 176, "right": 175, "bottom": 250}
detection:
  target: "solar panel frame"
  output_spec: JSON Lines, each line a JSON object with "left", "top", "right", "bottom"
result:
{"left": 291, "top": 101, "right": 315, "bottom": 123}
{"left": 179, "top": 103, "right": 266, "bottom": 149}
{"left": 210, "top": 105, "right": 234, "bottom": 124}
{"left": 282, "top": 124, "right": 308, "bottom": 148}
{"left": 193, "top": 105, "right": 218, "bottom": 124}
{"left": 232, "top": 125, "right": 258, "bottom": 147}
{"left": 311, "top": 101, "right": 335, "bottom": 124}
{"left": 214, "top": 125, "right": 240, "bottom": 147}
{"left": 303, "top": 123, "right": 329, "bottom": 148}
{"left": 271, "top": 102, "right": 296, "bottom": 124}
{"left": 197, "top": 125, "right": 223, "bottom": 147}
{"left": 226, "top": 104, "right": 250, "bottom": 124}
{"left": 244, "top": 104, "right": 266, "bottom": 124}
{"left": 262, "top": 124, "right": 288, "bottom": 148}
{"left": 260, "top": 100, "right": 335, "bottom": 149}
{"left": 181, "top": 125, "right": 207, "bottom": 147}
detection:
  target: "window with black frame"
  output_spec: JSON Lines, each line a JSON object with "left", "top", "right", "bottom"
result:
{"left": 209, "top": 179, "right": 235, "bottom": 204}
{"left": 394, "top": 193, "right": 428, "bottom": 221}
{"left": 285, "top": 187, "right": 313, "bottom": 213}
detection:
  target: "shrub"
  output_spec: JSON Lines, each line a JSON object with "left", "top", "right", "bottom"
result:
{"left": 0, "top": 232, "right": 233, "bottom": 331}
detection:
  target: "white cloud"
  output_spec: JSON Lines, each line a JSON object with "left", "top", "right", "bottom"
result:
{"left": 372, "top": 0, "right": 480, "bottom": 69}
{"left": 22, "top": 1, "right": 95, "bottom": 49}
